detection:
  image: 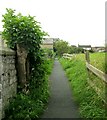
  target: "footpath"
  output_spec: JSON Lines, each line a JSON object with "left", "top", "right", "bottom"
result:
{"left": 41, "top": 59, "right": 80, "bottom": 118}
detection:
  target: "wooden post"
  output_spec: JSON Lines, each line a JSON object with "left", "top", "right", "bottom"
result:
{"left": 85, "top": 50, "right": 90, "bottom": 63}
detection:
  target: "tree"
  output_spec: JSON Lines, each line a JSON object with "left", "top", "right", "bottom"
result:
{"left": 2, "top": 8, "right": 47, "bottom": 91}
{"left": 53, "top": 40, "right": 69, "bottom": 56}
{"left": 2, "top": 8, "right": 47, "bottom": 50}
{"left": 68, "top": 46, "right": 84, "bottom": 54}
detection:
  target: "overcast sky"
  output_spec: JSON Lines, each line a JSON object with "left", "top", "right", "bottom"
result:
{"left": 0, "top": 0, "right": 105, "bottom": 46}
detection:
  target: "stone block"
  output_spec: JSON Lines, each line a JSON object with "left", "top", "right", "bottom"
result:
{"left": 10, "top": 82, "right": 17, "bottom": 97}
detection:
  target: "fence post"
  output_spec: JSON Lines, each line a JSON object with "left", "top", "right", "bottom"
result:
{"left": 85, "top": 50, "right": 90, "bottom": 63}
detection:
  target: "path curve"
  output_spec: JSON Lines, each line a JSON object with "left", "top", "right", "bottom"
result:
{"left": 41, "top": 59, "right": 80, "bottom": 118}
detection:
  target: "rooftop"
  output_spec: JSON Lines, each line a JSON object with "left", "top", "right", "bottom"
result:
{"left": 78, "top": 45, "right": 91, "bottom": 48}
{"left": 42, "top": 38, "right": 54, "bottom": 45}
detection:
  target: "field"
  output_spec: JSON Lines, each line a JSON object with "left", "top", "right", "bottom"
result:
{"left": 90, "top": 52, "right": 106, "bottom": 73}
{"left": 74, "top": 52, "right": 106, "bottom": 73}
{"left": 60, "top": 52, "right": 106, "bottom": 119}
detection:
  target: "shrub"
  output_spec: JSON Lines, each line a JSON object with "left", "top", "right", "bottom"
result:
{"left": 2, "top": 8, "right": 53, "bottom": 119}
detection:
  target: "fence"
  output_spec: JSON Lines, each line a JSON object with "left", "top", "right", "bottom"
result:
{"left": 85, "top": 51, "right": 107, "bottom": 104}
{"left": 85, "top": 51, "right": 107, "bottom": 83}
{"left": 63, "top": 51, "right": 107, "bottom": 104}
{"left": 62, "top": 53, "right": 74, "bottom": 59}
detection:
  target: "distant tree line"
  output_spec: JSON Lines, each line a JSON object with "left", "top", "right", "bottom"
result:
{"left": 53, "top": 39, "right": 84, "bottom": 56}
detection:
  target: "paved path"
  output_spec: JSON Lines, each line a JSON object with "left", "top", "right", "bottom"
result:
{"left": 40, "top": 59, "right": 80, "bottom": 118}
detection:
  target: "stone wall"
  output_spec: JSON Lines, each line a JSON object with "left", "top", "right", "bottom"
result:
{"left": 0, "top": 37, "right": 17, "bottom": 119}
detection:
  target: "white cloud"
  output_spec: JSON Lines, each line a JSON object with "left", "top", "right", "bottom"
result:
{"left": 0, "top": 0, "right": 105, "bottom": 46}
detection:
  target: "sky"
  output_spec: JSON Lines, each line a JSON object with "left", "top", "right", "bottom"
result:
{"left": 0, "top": 0, "right": 106, "bottom": 47}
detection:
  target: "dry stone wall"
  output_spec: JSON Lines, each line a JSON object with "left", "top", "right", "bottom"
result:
{"left": 0, "top": 38, "right": 17, "bottom": 119}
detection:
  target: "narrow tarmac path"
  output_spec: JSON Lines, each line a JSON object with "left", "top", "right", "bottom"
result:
{"left": 41, "top": 59, "right": 80, "bottom": 118}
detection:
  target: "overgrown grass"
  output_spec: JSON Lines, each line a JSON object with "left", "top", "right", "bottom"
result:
{"left": 3, "top": 58, "right": 53, "bottom": 120}
{"left": 90, "top": 52, "right": 106, "bottom": 73}
{"left": 74, "top": 52, "right": 106, "bottom": 73}
{"left": 60, "top": 55, "right": 106, "bottom": 119}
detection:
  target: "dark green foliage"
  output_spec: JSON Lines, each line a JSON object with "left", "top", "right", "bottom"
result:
{"left": 43, "top": 48, "right": 54, "bottom": 58}
{"left": 5, "top": 94, "right": 44, "bottom": 119}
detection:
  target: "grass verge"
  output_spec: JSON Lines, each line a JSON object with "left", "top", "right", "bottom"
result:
{"left": 59, "top": 57, "right": 106, "bottom": 119}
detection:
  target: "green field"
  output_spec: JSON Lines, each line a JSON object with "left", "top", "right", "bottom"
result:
{"left": 60, "top": 52, "right": 106, "bottom": 119}
{"left": 74, "top": 52, "right": 106, "bottom": 73}
{"left": 90, "top": 52, "right": 106, "bottom": 73}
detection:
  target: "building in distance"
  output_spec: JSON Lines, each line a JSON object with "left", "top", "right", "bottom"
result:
{"left": 41, "top": 38, "right": 59, "bottom": 50}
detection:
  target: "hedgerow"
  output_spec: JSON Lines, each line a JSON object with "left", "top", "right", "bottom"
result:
{"left": 2, "top": 8, "right": 53, "bottom": 119}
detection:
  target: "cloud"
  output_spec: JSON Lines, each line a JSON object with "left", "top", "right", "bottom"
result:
{"left": 0, "top": 0, "right": 105, "bottom": 46}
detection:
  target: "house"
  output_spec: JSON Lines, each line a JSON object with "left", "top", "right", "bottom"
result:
{"left": 53, "top": 38, "right": 60, "bottom": 42}
{"left": 41, "top": 38, "right": 54, "bottom": 50}
{"left": 78, "top": 44, "right": 106, "bottom": 52}
{"left": 71, "top": 45, "right": 77, "bottom": 48}
{"left": 78, "top": 44, "right": 92, "bottom": 51}
{"left": 41, "top": 38, "right": 59, "bottom": 50}
{"left": 91, "top": 46, "right": 105, "bottom": 52}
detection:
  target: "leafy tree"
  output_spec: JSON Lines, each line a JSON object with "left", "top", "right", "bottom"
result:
{"left": 2, "top": 8, "right": 47, "bottom": 51}
{"left": 43, "top": 48, "right": 54, "bottom": 58}
{"left": 53, "top": 39, "right": 84, "bottom": 56}
{"left": 2, "top": 8, "right": 53, "bottom": 119}
{"left": 2, "top": 8, "right": 48, "bottom": 90}
{"left": 53, "top": 40, "right": 69, "bottom": 56}
{"left": 69, "top": 46, "right": 84, "bottom": 54}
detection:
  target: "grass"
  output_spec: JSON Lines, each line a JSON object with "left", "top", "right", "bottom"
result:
{"left": 74, "top": 52, "right": 106, "bottom": 73}
{"left": 90, "top": 52, "right": 106, "bottom": 73}
{"left": 59, "top": 53, "right": 106, "bottom": 119}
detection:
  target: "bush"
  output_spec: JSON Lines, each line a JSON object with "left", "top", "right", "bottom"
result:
{"left": 2, "top": 8, "right": 53, "bottom": 119}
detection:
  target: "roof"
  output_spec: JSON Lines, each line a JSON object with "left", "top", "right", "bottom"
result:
{"left": 42, "top": 38, "right": 53, "bottom": 45}
{"left": 92, "top": 46, "right": 105, "bottom": 48}
{"left": 78, "top": 45, "right": 91, "bottom": 48}
{"left": 71, "top": 45, "right": 77, "bottom": 47}
{"left": 52, "top": 38, "right": 59, "bottom": 42}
